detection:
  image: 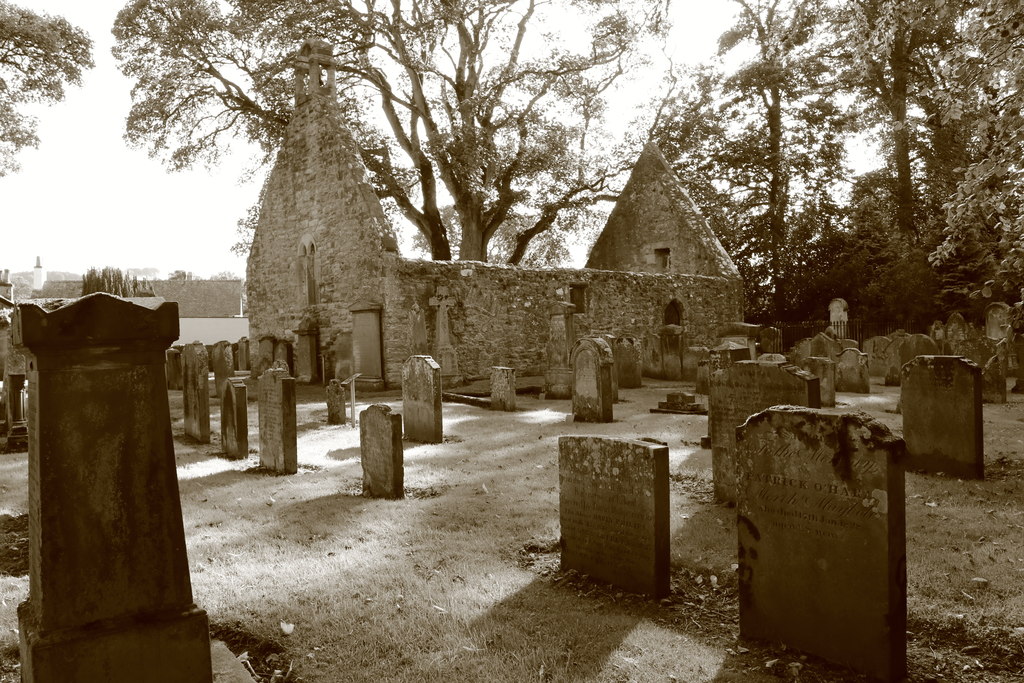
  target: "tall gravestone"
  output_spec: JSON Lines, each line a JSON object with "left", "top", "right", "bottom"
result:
{"left": 182, "top": 342, "right": 210, "bottom": 443}
{"left": 165, "top": 349, "right": 182, "bottom": 390}
{"left": 258, "top": 366, "right": 297, "bottom": 474}
{"left": 220, "top": 378, "right": 248, "bottom": 460}
{"left": 660, "top": 325, "right": 684, "bottom": 380}
{"left": 983, "top": 355, "right": 1007, "bottom": 404}
{"left": 802, "top": 357, "right": 836, "bottom": 407}
{"left": 809, "top": 331, "right": 843, "bottom": 361}
{"left": 599, "top": 334, "right": 620, "bottom": 402}
{"left": 882, "top": 335, "right": 906, "bottom": 386}
{"left": 709, "top": 361, "right": 820, "bottom": 504}
{"left": 558, "top": 436, "right": 669, "bottom": 597}
{"left": 293, "top": 327, "right": 318, "bottom": 383}
{"left": 643, "top": 330, "right": 663, "bottom": 379}
{"left": 835, "top": 347, "right": 870, "bottom": 393}
{"left": 901, "top": 356, "right": 983, "bottom": 478}
{"left": 359, "top": 404, "right": 404, "bottom": 499}
{"left": 863, "top": 336, "right": 891, "bottom": 379}
{"left": 735, "top": 407, "right": 906, "bottom": 682}
{"left": 570, "top": 337, "right": 614, "bottom": 423}
{"left": 236, "top": 337, "right": 250, "bottom": 371}
{"left": 272, "top": 338, "right": 294, "bottom": 376}
{"left": 209, "top": 340, "right": 233, "bottom": 398}
{"left": 14, "top": 294, "right": 212, "bottom": 682}
{"left": 928, "top": 321, "right": 946, "bottom": 352}
{"left": 326, "top": 378, "right": 346, "bottom": 425}
{"left": 613, "top": 337, "right": 642, "bottom": 389}
{"left": 490, "top": 366, "right": 516, "bottom": 412}
{"left": 402, "top": 355, "right": 442, "bottom": 443}
{"left": 544, "top": 302, "right": 575, "bottom": 399}
{"left": 409, "top": 302, "right": 429, "bottom": 355}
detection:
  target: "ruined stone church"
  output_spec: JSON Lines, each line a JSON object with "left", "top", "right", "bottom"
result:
{"left": 246, "top": 40, "right": 743, "bottom": 388}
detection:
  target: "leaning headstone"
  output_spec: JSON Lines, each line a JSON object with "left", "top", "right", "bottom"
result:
{"left": 863, "top": 336, "right": 891, "bottom": 379}
{"left": 558, "top": 435, "right": 669, "bottom": 597}
{"left": 182, "top": 341, "right": 210, "bottom": 443}
{"left": 402, "top": 355, "right": 442, "bottom": 443}
{"left": 165, "top": 349, "right": 182, "bottom": 390}
{"left": 802, "top": 357, "right": 836, "bottom": 407}
{"left": 326, "top": 379, "right": 346, "bottom": 425}
{"left": 359, "top": 404, "right": 404, "bottom": 499}
{"left": 258, "top": 366, "right": 297, "bottom": 474}
{"left": 544, "top": 303, "right": 575, "bottom": 399}
{"left": 709, "top": 361, "right": 820, "bottom": 504}
{"left": 613, "top": 337, "right": 642, "bottom": 388}
{"left": 220, "top": 378, "right": 248, "bottom": 460}
{"left": 209, "top": 340, "right": 233, "bottom": 398}
{"left": 735, "top": 407, "right": 906, "bottom": 682}
{"left": 835, "top": 348, "right": 870, "bottom": 393}
{"left": 985, "top": 302, "right": 1010, "bottom": 340}
{"left": 490, "top": 366, "right": 516, "bottom": 411}
{"left": 570, "top": 337, "right": 614, "bottom": 423}
{"left": 901, "top": 356, "right": 983, "bottom": 478}
{"left": 14, "top": 294, "right": 213, "bottom": 682}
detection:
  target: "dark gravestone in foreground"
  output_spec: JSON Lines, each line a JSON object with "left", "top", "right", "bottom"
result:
{"left": 258, "top": 366, "right": 297, "bottom": 474}
{"left": 558, "top": 436, "right": 669, "bottom": 597}
{"left": 901, "top": 356, "right": 983, "bottom": 478}
{"left": 220, "top": 378, "right": 248, "bottom": 460}
{"left": 490, "top": 366, "right": 516, "bottom": 412}
{"left": 359, "top": 404, "right": 404, "bottom": 499}
{"left": 182, "top": 341, "right": 210, "bottom": 443}
{"left": 570, "top": 337, "right": 614, "bottom": 423}
{"left": 736, "top": 407, "right": 906, "bottom": 682}
{"left": 402, "top": 355, "right": 442, "bottom": 443}
{"left": 14, "top": 294, "right": 212, "bottom": 682}
{"left": 709, "top": 361, "right": 820, "bottom": 504}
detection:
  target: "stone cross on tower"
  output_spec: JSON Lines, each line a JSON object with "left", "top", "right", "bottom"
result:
{"left": 294, "top": 39, "right": 336, "bottom": 104}
{"left": 428, "top": 287, "right": 460, "bottom": 381}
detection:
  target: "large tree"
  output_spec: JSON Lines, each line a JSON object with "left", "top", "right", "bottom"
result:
{"left": 0, "top": 1, "right": 92, "bottom": 175}
{"left": 113, "top": 0, "right": 668, "bottom": 262}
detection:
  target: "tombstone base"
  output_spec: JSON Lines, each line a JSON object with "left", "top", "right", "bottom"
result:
{"left": 18, "top": 603, "right": 213, "bottom": 683}
{"left": 4, "top": 424, "right": 27, "bottom": 452}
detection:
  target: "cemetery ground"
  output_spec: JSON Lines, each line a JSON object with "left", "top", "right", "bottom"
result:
{"left": 0, "top": 382, "right": 1021, "bottom": 682}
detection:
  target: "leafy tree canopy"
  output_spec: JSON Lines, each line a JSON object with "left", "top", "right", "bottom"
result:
{"left": 82, "top": 267, "right": 154, "bottom": 297}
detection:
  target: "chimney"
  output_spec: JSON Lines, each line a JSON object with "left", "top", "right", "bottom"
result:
{"left": 33, "top": 256, "right": 44, "bottom": 291}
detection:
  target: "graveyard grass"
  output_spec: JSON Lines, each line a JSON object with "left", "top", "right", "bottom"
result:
{"left": 0, "top": 382, "right": 1021, "bottom": 681}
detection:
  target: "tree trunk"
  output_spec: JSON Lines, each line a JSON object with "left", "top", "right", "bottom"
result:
{"left": 767, "top": 85, "right": 788, "bottom": 319}
{"left": 891, "top": 33, "right": 916, "bottom": 239}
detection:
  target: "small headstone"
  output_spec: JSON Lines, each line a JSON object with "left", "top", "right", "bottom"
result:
{"left": 613, "top": 336, "right": 642, "bottom": 388}
{"left": 863, "top": 335, "right": 891, "bottom": 379}
{"left": 759, "top": 326, "right": 783, "bottom": 354}
{"left": 182, "top": 341, "right": 211, "bottom": 443}
{"left": 709, "top": 361, "right": 820, "bottom": 503}
{"left": 802, "top": 357, "right": 836, "bottom": 407}
{"left": 558, "top": 436, "right": 669, "bottom": 597}
{"left": 490, "top": 366, "right": 516, "bottom": 411}
{"left": 258, "top": 366, "right": 297, "bottom": 474}
{"left": 570, "top": 337, "right": 614, "bottom": 423}
{"left": 272, "top": 338, "right": 294, "bottom": 375}
{"left": 643, "top": 330, "right": 664, "bottom": 379}
{"left": 835, "top": 347, "right": 870, "bottom": 393}
{"left": 165, "top": 349, "right": 182, "bottom": 390}
{"left": 209, "top": 340, "right": 233, "bottom": 398}
{"left": 809, "top": 331, "right": 843, "bottom": 361}
{"left": 898, "top": 333, "right": 939, "bottom": 369}
{"left": 736, "top": 407, "right": 905, "bottom": 682}
{"left": 901, "top": 356, "right": 983, "bottom": 478}
{"left": 945, "top": 312, "right": 969, "bottom": 352}
{"left": 882, "top": 335, "right": 906, "bottom": 386}
{"left": 788, "top": 337, "right": 812, "bottom": 368}
{"left": 326, "top": 378, "right": 346, "bottom": 425}
{"left": 359, "top": 404, "right": 404, "bottom": 499}
{"left": 402, "top": 355, "right": 442, "bottom": 443}
{"left": 13, "top": 294, "right": 213, "bottom": 681}
{"left": 544, "top": 303, "right": 575, "bottom": 399}
{"left": 220, "top": 378, "right": 248, "bottom": 460}
{"left": 984, "top": 302, "right": 1010, "bottom": 340}
{"left": 255, "top": 335, "right": 275, "bottom": 376}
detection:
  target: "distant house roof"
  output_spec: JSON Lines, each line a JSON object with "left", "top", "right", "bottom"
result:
{"left": 34, "top": 279, "right": 243, "bottom": 318}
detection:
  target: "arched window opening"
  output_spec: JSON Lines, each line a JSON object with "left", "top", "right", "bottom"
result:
{"left": 663, "top": 299, "right": 682, "bottom": 326}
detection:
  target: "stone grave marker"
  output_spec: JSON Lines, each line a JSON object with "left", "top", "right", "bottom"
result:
{"left": 882, "top": 335, "right": 907, "bottom": 386}
{"left": 983, "top": 355, "right": 1007, "bottom": 404}
{"left": 682, "top": 346, "right": 708, "bottom": 383}
{"left": 898, "top": 333, "right": 939, "bottom": 369}
{"left": 835, "top": 347, "right": 870, "bottom": 393}
{"left": 709, "top": 361, "right": 820, "bottom": 503}
{"left": 735, "top": 407, "right": 906, "bottom": 682}
{"left": 802, "top": 357, "right": 836, "bottom": 407}
{"left": 490, "top": 366, "right": 516, "bottom": 411}
{"left": 209, "top": 341, "right": 233, "bottom": 398}
{"left": 402, "top": 355, "right": 442, "bottom": 443}
{"left": 359, "top": 404, "right": 404, "bottom": 499}
{"left": 255, "top": 335, "right": 276, "bottom": 376}
{"left": 787, "top": 337, "right": 812, "bottom": 368}
{"left": 827, "top": 297, "right": 849, "bottom": 338}
{"left": 14, "top": 294, "right": 213, "bottom": 682}
{"left": 258, "top": 366, "right": 297, "bottom": 474}
{"left": 3, "top": 373, "right": 27, "bottom": 450}
{"left": 928, "top": 321, "right": 946, "bottom": 352}
{"left": 660, "top": 325, "right": 684, "bottom": 380}
{"left": 165, "top": 349, "right": 182, "bottom": 390}
{"left": 272, "top": 338, "right": 294, "bottom": 375}
{"left": 613, "top": 336, "right": 642, "bottom": 388}
{"left": 863, "top": 335, "right": 891, "bottom": 379}
{"left": 760, "top": 326, "right": 783, "bottom": 354}
{"left": 544, "top": 302, "right": 575, "bottom": 399}
{"left": 945, "top": 312, "right": 969, "bottom": 352}
{"left": 571, "top": 337, "right": 614, "bottom": 423}
{"left": 326, "top": 378, "right": 346, "bottom": 425}
{"left": 236, "top": 337, "right": 250, "bottom": 371}
{"left": 220, "top": 378, "right": 248, "bottom": 460}
{"left": 293, "top": 327, "right": 318, "bottom": 383}
{"left": 558, "top": 435, "right": 668, "bottom": 597}
{"left": 643, "top": 330, "right": 664, "bottom": 379}
{"left": 599, "top": 334, "right": 620, "bottom": 402}
{"left": 985, "top": 302, "right": 1010, "bottom": 340}
{"left": 182, "top": 341, "right": 210, "bottom": 443}
{"left": 809, "top": 331, "right": 843, "bottom": 361}
{"left": 695, "top": 359, "right": 710, "bottom": 394}
{"left": 901, "top": 356, "right": 982, "bottom": 478}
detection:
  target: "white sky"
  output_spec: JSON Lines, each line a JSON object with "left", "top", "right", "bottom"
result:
{"left": 2, "top": 0, "right": 740, "bottom": 280}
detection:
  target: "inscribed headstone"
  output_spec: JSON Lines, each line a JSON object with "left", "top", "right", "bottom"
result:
{"left": 255, "top": 335, "right": 275, "bottom": 376}
{"left": 490, "top": 366, "right": 516, "bottom": 412}
{"left": 709, "top": 361, "right": 820, "bottom": 503}
{"left": 258, "top": 367, "right": 297, "bottom": 474}
{"left": 359, "top": 404, "right": 404, "bottom": 499}
{"left": 809, "top": 331, "right": 843, "bottom": 361}
{"left": 735, "top": 407, "right": 906, "bottom": 682}
{"left": 928, "top": 321, "right": 946, "bottom": 353}
{"left": 570, "top": 337, "right": 614, "bottom": 423}
{"left": 835, "top": 347, "right": 870, "bottom": 393}
{"left": 558, "top": 436, "right": 668, "bottom": 597}
{"left": 13, "top": 294, "right": 213, "bottom": 682}
{"left": 599, "top": 334, "right": 620, "bottom": 402}
{"left": 409, "top": 302, "right": 429, "bottom": 355}
{"left": 294, "top": 328, "right": 318, "bottom": 382}
{"left": 882, "top": 335, "right": 906, "bottom": 386}
{"left": 901, "top": 356, "right": 983, "bottom": 478}
{"left": 945, "top": 312, "right": 969, "bottom": 352}
{"left": 182, "top": 342, "right": 210, "bottom": 444}
{"left": 220, "top": 378, "right": 248, "bottom": 460}
{"left": 402, "top": 355, "right": 442, "bottom": 443}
